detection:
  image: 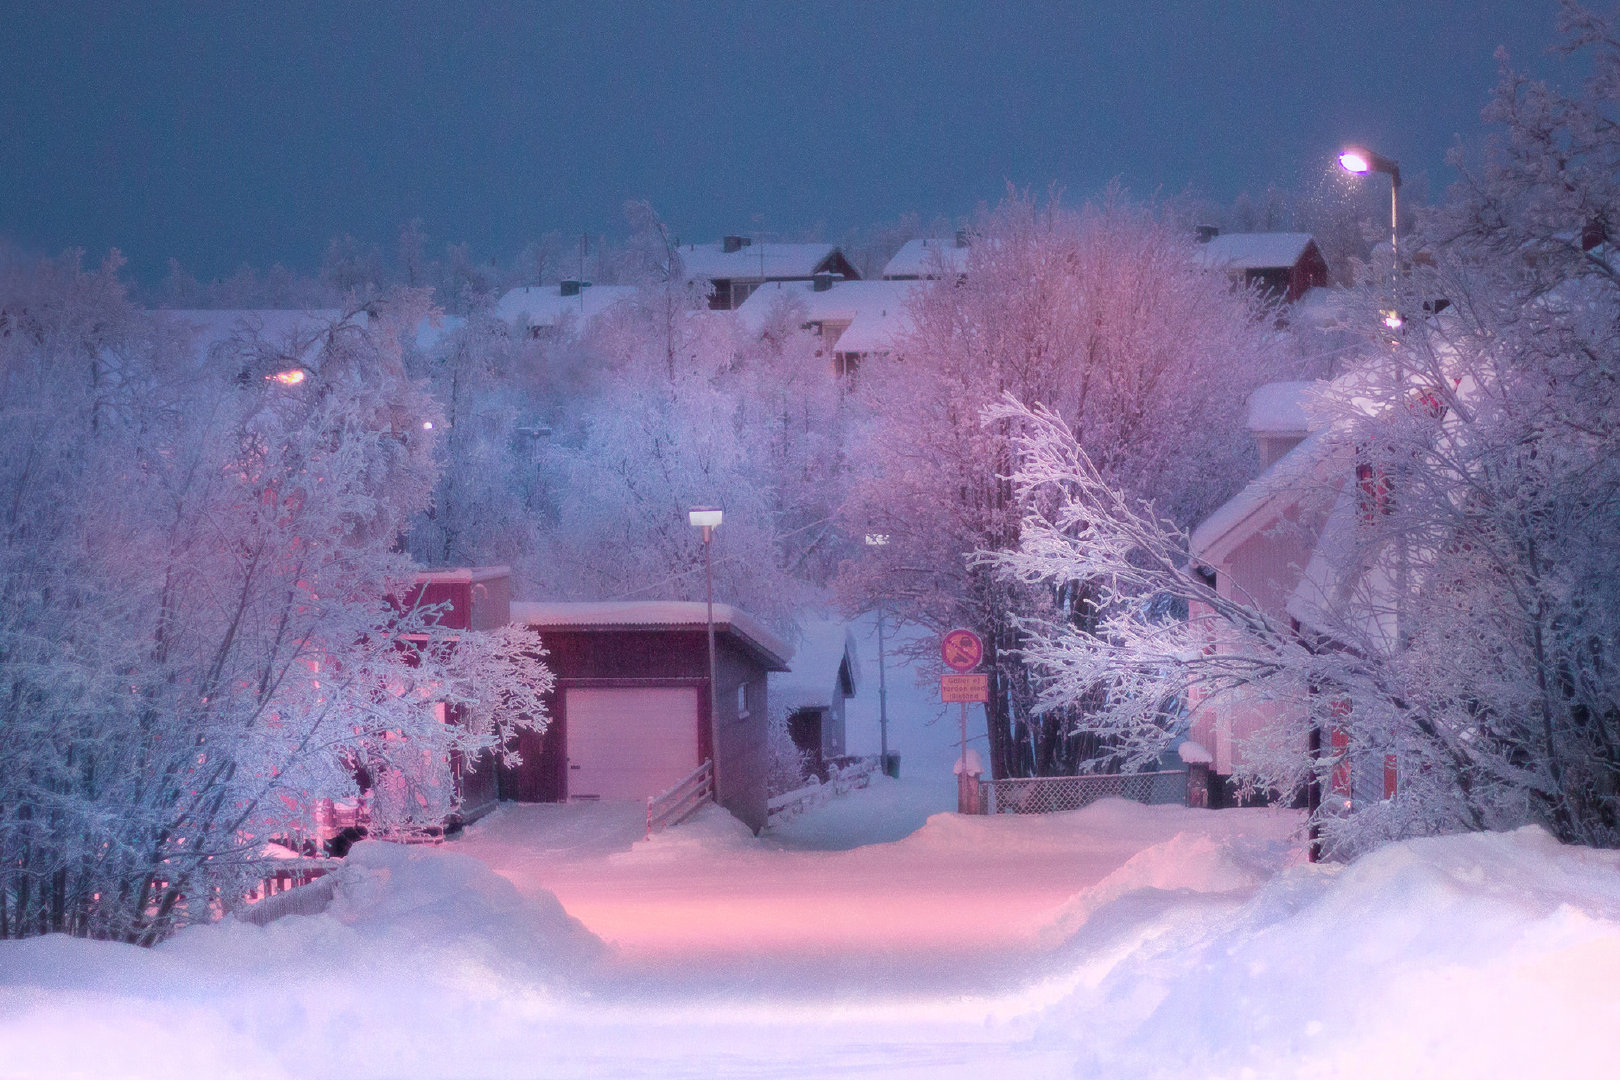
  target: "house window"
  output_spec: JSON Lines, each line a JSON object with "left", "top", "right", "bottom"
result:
{"left": 1356, "top": 460, "right": 1391, "bottom": 522}
{"left": 731, "top": 280, "right": 759, "bottom": 308}
{"left": 736, "top": 683, "right": 749, "bottom": 720}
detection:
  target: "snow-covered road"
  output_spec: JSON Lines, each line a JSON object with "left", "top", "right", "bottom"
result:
{"left": 4, "top": 779, "right": 1620, "bottom": 1080}
{"left": 454, "top": 777, "right": 1297, "bottom": 995}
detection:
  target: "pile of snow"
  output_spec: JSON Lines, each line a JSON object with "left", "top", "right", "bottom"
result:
{"left": 0, "top": 842, "right": 603, "bottom": 1080}
{"left": 1044, "top": 825, "right": 1620, "bottom": 1078}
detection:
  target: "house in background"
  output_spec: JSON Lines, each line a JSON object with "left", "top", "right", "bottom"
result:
{"left": 507, "top": 599, "right": 792, "bottom": 833}
{"left": 1193, "top": 230, "right": 1329, "bottom": 303}
{"left": 681, "top": 237, "right": 860, "bottom": 310}
{"left": 734, "top": 277, "right": 915, "bottom": 375}
{"left": 1187, "top": 381, "right": 1337, "bottom": 805}
{"left": 1187, "top": 378, "right": 1402, "bottom": 813}
{"left": 492, "top": 282, "right": 638, "bottom": 339}
{"left": 881, "top": 234, "right": 970, "bottom": 280}
{"left": 770, "top": 621, "right": 860, "bottom": 780}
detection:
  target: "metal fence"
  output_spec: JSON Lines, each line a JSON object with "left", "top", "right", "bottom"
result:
{"left": 981, "top": 770, "right": 1187, "bottom": 815}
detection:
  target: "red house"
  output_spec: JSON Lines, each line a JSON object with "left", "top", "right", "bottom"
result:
{"left": 502, "top": 601, "right": 791, "bottom": 833}
{"left": 1194, "top": 231, "right": 1330, "bottom": 303}
{"left": 398, "top": 571, "right": 791, "bottom": 833}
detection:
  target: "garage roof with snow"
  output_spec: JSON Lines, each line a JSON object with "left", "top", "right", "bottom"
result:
{"left": 511, "top": 600, "right": 793, "bottom": 671}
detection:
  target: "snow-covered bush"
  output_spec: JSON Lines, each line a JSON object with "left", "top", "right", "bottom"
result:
{"left": 765, "top": 708, "right": 813, "bottom": 797}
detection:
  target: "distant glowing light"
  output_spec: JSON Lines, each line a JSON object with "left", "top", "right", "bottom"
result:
{"left": 1339, "top": 150, "right": 1372, "bottom": 174}
{"left": 864, "top": 533, "right": 890, "bottom": 546}
{"left": 422, "top": 420, "right": 434, "bottom": 430}
{"left": 1382, "top": 310, "right": 1405, "bottom": 330}
{"left": 269, "top": 369, "right": 306, "bottom": 386}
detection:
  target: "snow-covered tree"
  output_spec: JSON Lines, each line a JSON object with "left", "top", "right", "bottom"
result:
{"left": 0, "top": 259, "right": 550, "bottom": 943}
{"left": 993, "top": 4, "right": 1620, "bottom": 849}
{"left": 838, "top": 191, "right": 1289, "bottom": 779}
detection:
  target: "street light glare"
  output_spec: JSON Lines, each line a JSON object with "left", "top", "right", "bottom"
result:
{"left": 269, "top": 369, "right": 306, "bottom": 386}
{"left": 1339, "top": 150, "right": 1372, "bottom": 174}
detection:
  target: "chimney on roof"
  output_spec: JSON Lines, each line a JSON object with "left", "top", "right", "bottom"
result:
{"left": 954, "top": 230, "right": 969, "bottom": 248}
{"left": 559, "top": 280, "right": 583, "bottom": 297}
{"left": 722, "top": 235, "right": 752, "bottom": 254}
{"left": 1196, "top": 224, "right": 1220, "bottom": 244}
{"left": 812, "top": 273, "right": 834, "bottom": 292}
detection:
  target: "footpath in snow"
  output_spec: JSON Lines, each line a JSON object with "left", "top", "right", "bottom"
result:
{"left": 2, "top": 776, "right": 1619, "bottom": 1079}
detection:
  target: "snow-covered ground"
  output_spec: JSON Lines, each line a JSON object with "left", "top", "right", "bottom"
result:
{"left": 2, "top": 780, "right": 1618, "bottom": 1079}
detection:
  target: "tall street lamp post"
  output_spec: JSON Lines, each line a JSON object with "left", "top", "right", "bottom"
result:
{"left": 689, "top": 507, "right": 724, "bottom": 803}
{"left": 1339, "top": 146, "right": 1403, "bottom": 327}
{"left": 864, "top": 533, "right": 892, "bottom": 777}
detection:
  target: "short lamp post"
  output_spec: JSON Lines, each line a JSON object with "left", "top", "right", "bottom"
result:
{"left": 689, "top": 507, "right": 724, "bottom": 803}
{"left": 864, "top": 533, "right": 891, "bottom": 777}
{"left": 1339, "top": 145, "right": 1403, "bottom": 328}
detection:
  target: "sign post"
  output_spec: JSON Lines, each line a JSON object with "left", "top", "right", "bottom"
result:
{"left": 941, "top": 630, "right": 987, "bottom": 812}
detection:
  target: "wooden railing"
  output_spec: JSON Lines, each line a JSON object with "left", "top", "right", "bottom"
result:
{"left": 646, "top": 758, "right": 715, "bottom": 839}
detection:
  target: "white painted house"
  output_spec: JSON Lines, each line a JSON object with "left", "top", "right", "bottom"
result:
{"left": 1188, "top": 374, "right": 1413, "bottom": 810}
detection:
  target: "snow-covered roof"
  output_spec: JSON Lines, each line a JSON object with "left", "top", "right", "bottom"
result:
{"left": 1194, "top": 233, "right": 1318, "bottom": 272}
{"left": 1247, "top": 380, "right": 1325, "bottom": 436}
{"left": 679, "top": 242, "right": 850, "bottom": 282}
{"left": 1189, "top": 429, "right": 1344, "bottom": 566}
{"left": 771, "top": 620, "right": 859, "bottom": 713}
{"left": 414, "top": 566, "right": 511, "bottom": 585}
{"left": 1285, "top": 481, "right": 1398, "bottom": 655}
{"left": 492, "top": 284, "right": 637, "bottom": 330}
{"left": 734, "top": 279, "right": 916, "bottom": 354}
{"left": 511, "top": 600, "right": 792, "bottom": 671}
{"left": 882, "top": 238, "right": 970, "bottom": 280}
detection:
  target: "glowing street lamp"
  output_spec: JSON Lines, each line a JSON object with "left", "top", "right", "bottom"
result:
{"left": 268, "top": 368, "right": 307, "bottom": 386}
{"left": 1339, "top": 145, "right": 1403, "bottom": 324}
{"left": 689, "top": 507, "right": 723, "bottom": 803}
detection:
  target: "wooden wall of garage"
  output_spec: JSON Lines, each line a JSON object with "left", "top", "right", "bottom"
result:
{"left": 500, "top": 627, "right": 771, "bottom": 832}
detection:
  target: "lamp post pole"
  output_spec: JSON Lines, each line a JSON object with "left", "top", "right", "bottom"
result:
{"left": 690, "top": 508, "right": 724, "bottom": 803}
{"left": 864, "top": 533, "right": 892, "bottom": 777}
{"left": 1339, "top": 146, "right": 1403, "bottom": 324}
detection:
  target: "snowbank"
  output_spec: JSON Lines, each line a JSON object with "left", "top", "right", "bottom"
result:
{"left": 1046, "top": 825, "right": 1620, "bottom": 1079}
{"left": 0, "top": 842, "right": 603, "bottom": 1080}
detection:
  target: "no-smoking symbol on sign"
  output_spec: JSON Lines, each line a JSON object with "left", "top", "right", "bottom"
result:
{"left": 941, "top": 628, "right": 984, "bottom": 672}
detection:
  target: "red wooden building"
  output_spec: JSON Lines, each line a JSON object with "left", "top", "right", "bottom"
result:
{"left": 1194, "top": 231, "right": 1330, "bottom": 303}
{"left": 504, "top": 600, "right": 791, "bottom": 833}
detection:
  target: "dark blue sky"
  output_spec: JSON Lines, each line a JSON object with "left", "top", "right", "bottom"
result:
{"left": 1, "top": 1, "right": 1565, "bottom": 282}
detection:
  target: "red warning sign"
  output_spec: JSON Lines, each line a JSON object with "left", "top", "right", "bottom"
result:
{"left": 941, "top": 628, "right": 984, "bottom": 672}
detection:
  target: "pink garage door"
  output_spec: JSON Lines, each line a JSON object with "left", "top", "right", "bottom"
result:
{"left": 565, "top": 686, "right": 701, "bottom": 800}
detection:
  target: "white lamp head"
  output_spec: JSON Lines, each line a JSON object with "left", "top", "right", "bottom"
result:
{"left": 688, "top": 507, "right": 723, "bottom": 529}
{"left": 1339, "top": 149, "right": 1372, "bottom": 174}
